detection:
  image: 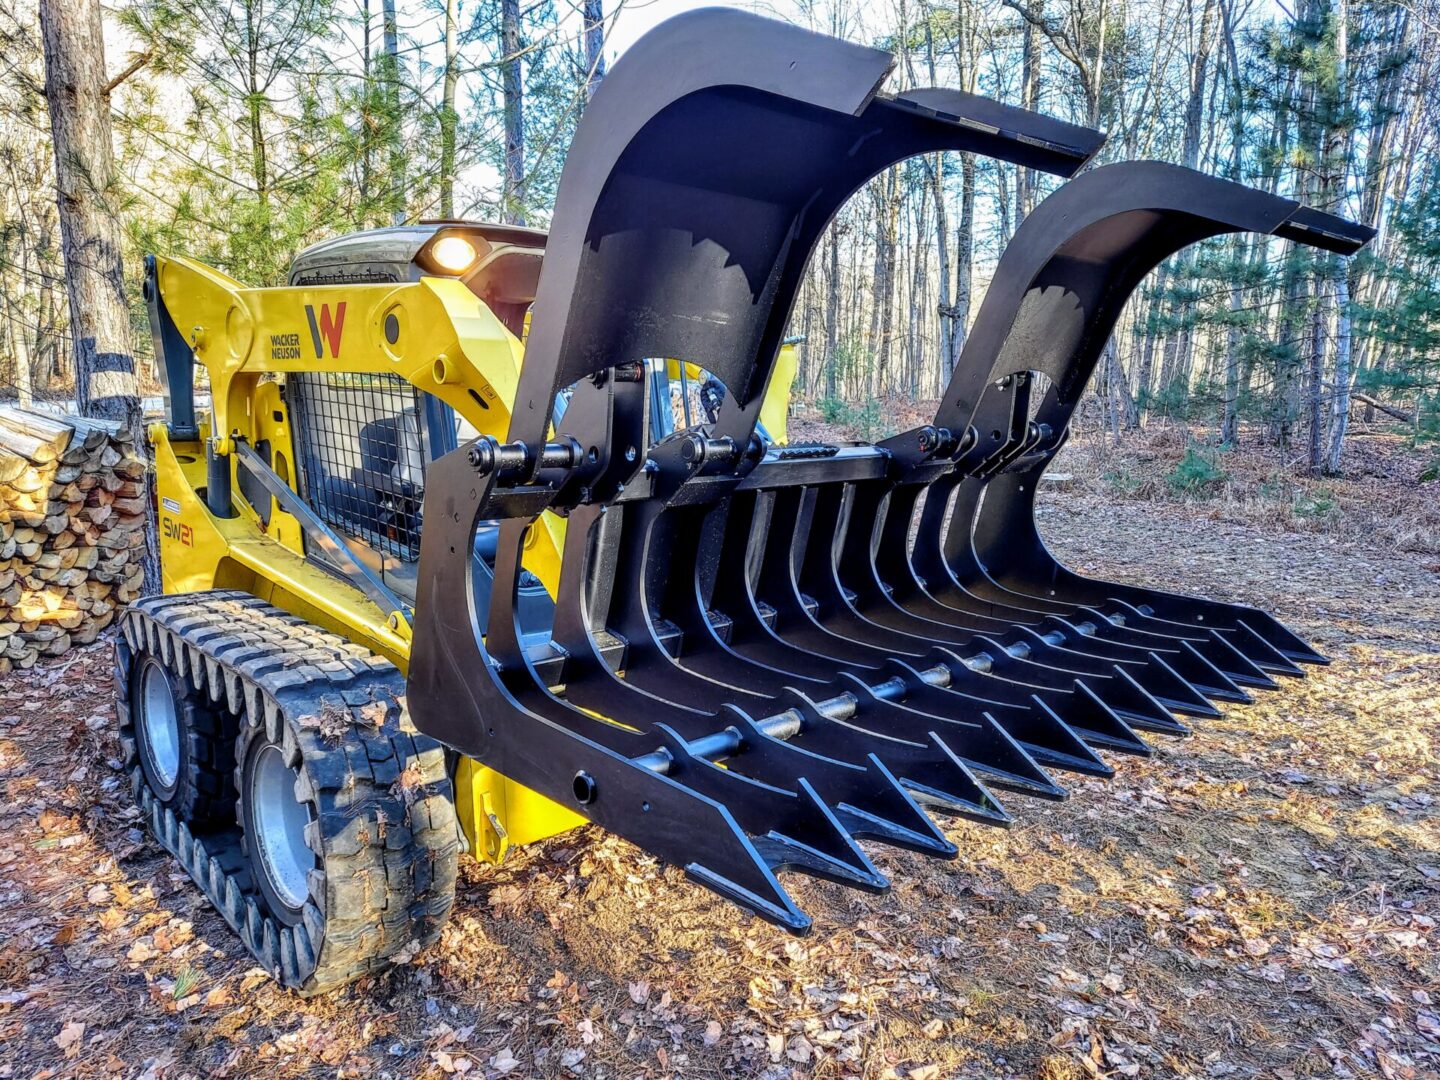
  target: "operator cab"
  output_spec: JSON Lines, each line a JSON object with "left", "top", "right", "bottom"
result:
{"left": 287, "top": 222, "right": 553, "bottom": 634}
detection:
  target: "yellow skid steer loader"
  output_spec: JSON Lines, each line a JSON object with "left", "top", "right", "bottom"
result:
{"left": 119, "top": 9, "right": 1372, "bottom": 994}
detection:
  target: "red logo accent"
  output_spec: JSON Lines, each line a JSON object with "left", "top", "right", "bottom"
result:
{"left": 305, "top": 302, "right": 347, "bottom": 359}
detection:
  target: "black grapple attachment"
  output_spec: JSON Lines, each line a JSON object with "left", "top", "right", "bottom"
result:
{"left": 410, "top": 10, "right": 1373, "bottom": 931}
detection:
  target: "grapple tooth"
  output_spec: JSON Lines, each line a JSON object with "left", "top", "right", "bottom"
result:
{"left": 1188, "top": 624, "right": 1282, "bottom": 690}
{"left": 684, "top": 861, "right": 810, "bottom": 935}
{"left": 1134, "top": 649, "right": 1222, "bottom": 719}
{"left": 776, "top": 687, "right": 1010, "bottom": 825}
{"left": 1066, "top": 682, "right": 1153, "bottom": 757}
{"left": 651, "top": 726, "right": 887, "bottom": 893}
{"left": 1000, "top": 624, "right": 1218, "bottom": 718}
{"left": 870, "top": 661, "right": 1068, "bottom": 799}
{"left": 960, "top": 632, "right": 1185, "bottom": 733}
{"left": 1093, "top": 623, "right": 1255, "bottom": 704}
{"left": 999, "top": 696, "right": 1116, "bottom": 777}
{"left": 1246, "top": 613, "right": 1329, "bottom": 666}
{"left": 721, "top": 708, "right": 957, "bottom": 858}
{"left": 913, "top": 733, "right": 1011, "bottom": 827}
{"left": 875, "top": 650, "right": 1112, "bottom": 779}
{"left": 1234, "top": 620, "right": 1308, "bottom": 677}
{"left": 1109, "top": 666, "right": 1192, "bottom": 736}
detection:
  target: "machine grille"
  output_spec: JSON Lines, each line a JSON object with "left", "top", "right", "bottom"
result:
{"left": 287, "top": 372, "right": 427, "bottom": 564}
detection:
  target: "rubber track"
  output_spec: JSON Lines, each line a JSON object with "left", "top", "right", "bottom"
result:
{"left": 115, "top": 590, "right": 460, "bottom": 995}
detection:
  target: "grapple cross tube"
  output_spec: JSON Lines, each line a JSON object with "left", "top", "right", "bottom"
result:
{"left": 409, "top": 9, "right": 1373, "bottom": 932}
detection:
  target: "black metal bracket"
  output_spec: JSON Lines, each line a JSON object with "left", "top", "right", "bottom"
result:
{"left": 144, "top": 255, "right": 200, "bottom": 440}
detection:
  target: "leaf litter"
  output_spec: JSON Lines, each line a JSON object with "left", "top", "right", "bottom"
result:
{"left": 0, "top": 465, "right": 1436, "bottom": 1078}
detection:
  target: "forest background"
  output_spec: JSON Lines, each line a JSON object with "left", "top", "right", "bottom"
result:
{"left": 2, "top": 0, "right": 1438, "bottom": 485}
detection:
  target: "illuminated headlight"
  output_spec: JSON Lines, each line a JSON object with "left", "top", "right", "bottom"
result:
{"left": 429, "top": 235, "right": 478, "bottom": 273}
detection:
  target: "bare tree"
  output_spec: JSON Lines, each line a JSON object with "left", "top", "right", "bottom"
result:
{"left": 382, "top": 0, "right": 406, "bottom": 223}
{"left": 583, "top": 0, "right": 606, "bottom": 99}
{"left": 501, "top": 0, "right": 525, "bottom": 224}
{"left": 439, "top": 0, "right": 459, "bottom": 216}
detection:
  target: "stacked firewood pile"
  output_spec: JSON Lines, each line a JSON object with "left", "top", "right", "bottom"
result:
{"left": 0, "top": 407, "right": 149, "bottom": 673}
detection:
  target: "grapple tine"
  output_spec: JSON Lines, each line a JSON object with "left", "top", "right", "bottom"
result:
{"left": 754, "top": 485, "right": 1187, "bottom": 742}
{"left": 720, "top": 707, "right": 958, "bottom": 858}
{"left": 1233, "top": 621, "right": 1308, "bottom": 677}
{"left": 862, "top": 476, "right": 1230, "bottom": 716}
{"left": 555, "top": 497, "right": 1060, "bottom": 825}
{"left": 917, "top": 732, "right": 1013, "bottom": 827}
{"left": 1059, "top": 610, "right": 1255, "bottom": 703}
{"left": 999, "top": 625, "right": 1217, "bottom": 718}
{"left": 650, "top": 726, "right": 889, "bottom": 893}
{"left": 888, "top": 647, "right": 1115, "bottom": 775}
{"left": 1109, "top": 667, "right": 1192, "bottom": 736}
{"left": 963, "top": 633, "right": 1186, "bottom": 732}
{"left": 778, "top": 688, "right": 1009, "bottom": 824}
{"left": 874, "top": 661, "right": 1069, "bottom": 799}
{"left": 1065, "top": 682, "right": 1153, "bottom": 757}
{"left": 1176, "top": 620, "right": 1281, "bottom": 690}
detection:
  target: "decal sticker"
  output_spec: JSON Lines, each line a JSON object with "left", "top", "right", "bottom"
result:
{"left": 161, "top": 516, "right": 194, "bottom": 547}
{"left": 305, "top": 302, "right": 347, "bottom": 359}
{"left": 269, "top": 332, "right": 302, "bottom": 360}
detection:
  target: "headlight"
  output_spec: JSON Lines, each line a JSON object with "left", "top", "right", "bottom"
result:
{"left": 429, "top": 235, "right": 478, "bottom": 273}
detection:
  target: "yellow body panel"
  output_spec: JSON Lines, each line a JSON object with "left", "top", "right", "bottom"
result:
{"left": 763, "top": 343, "right": 799, "bottom": 444}
{"left": 151, "top": 253, "right": 795, "bottom": 865}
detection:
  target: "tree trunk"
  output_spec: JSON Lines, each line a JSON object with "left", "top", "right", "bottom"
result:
{"left": 382, "top": 0, "right": 405, "bottom": 224}
{"left": 874, "top": 173, "right": 900, "bottom": 386}
{"left": 825, "top": 224, "right": 840, "bottom": 399}
{"left": 1182, "top": 0, "right": 1217, "bottom": 172}
{"left": 3, "top": 161, "right": 36, "bottom": 406}
{"left": 40, "top": 0, "right": 157, "bottom": 596}
{"left": 360, "top": 0, "right": 373, "bottom": 217}
{"left": 439, "top": 0, "right": 459, "bottom": 217}
{"left": 244, "top": 0, "right": 268, "bottom": 200}
{"left": 39, "top": 0, "right": 141, "bottom": 436}
{"left": 7, "top": 293, "right": 34, "bottom": 407}
{"left": 923, "top": 24, "right": 956, "bottom": 379}
{"left": 1323, "top": 269, "right": 1353, "bottom": 472}
{"left": 1320, "top": 0, "right": 1353, "bottom": 475}
{"left": 583, "top": 0, "right": 606, "bottom": 98}
{"left": 501, "top": 0, "right": 525, "bottom": 225}
{"left": 1305, "top": 287, "right": 1326, "bottom": 470}
{"left": 1222, "top": 274, "right": 1243, "bottom": 445}
{"left": 1274, "top": 248, "right": 1309, "bottom": 447}
{"left": 954, "top": 152, "right": 975, "bottom": 355}
{"left": 1015, "top": 0, "right": 1041, "bottom": 224}
{"left": 930, "top": 156, "right": 956, "bottom": 377}
{"left": 1136, "top": 264, "right": 1166, "bottom": 422}
{"left": 1106, "top": 338, "right": 1137, "bottom": 436}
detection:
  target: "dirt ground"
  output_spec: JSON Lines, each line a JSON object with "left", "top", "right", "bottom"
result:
{"left": 1, "top": 439, "right": 1437, "bottom": 1079}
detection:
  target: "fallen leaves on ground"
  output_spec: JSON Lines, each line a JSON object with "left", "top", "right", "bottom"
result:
{"left": 0, "top": 450, "right": 1436, "bottom": 1078}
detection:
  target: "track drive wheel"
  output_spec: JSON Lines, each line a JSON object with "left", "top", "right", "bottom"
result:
{"left": 115, "top": 591, "right": 460, "bottom": 995}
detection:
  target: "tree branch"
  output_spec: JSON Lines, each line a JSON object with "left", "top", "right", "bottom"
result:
{"left": 1351, "top": 392, "right": 1415, "bottom": 424}
{"left": 102, "top": 50, "right": 153, "bottom": 97}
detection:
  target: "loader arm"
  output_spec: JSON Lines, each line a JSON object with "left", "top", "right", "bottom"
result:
{"left": 144, "top": 252, "right": 567, "bottom": 627}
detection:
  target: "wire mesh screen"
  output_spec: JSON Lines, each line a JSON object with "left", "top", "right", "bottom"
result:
{"left": 287, "top": 372, "right": 426, "bottom": 563}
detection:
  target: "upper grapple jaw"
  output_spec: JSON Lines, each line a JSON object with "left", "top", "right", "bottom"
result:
{"left": 408, "top": 8, "right": 1370, "bottom": 934}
